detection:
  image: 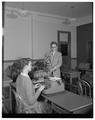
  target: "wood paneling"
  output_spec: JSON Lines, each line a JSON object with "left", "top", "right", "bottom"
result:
{"left": 77, "top": 23, "right": 93, "bottom": 65}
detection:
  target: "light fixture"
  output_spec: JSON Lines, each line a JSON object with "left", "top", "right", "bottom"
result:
{"left": 62, "top": 18, "right": 76, "bottom": 25}
{"left": 62, "top": 18, "right": 71, "bottom": 25}
{"left": 19, "top": 2, "right": 30, "bottom": 17}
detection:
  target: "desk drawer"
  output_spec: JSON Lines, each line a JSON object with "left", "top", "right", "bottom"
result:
{"left": 3, "top": 86, "right": 10, "bottom": 98}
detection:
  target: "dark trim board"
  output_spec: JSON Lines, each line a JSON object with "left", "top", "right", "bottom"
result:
{"left": 71, "top": 58, "right": 77, "bottom": 60}
{"left": 3, "top": 59, "right": 44, "bottom": 63}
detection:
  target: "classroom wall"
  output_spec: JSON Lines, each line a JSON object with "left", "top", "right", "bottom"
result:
{"left": 4, "top": 8, "right": 92, "bottom": 70}
{"left": 32, "top": 15, "right": 77, "bottom": 59}
{"left": 4, "top": 10, "right": 32, "bottom": 60}
{"left": 4, "top": 9, "right": 77, "bottom": 61}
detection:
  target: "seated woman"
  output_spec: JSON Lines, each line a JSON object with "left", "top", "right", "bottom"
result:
{"left": 16, "top": 58, "right": 46, "bottom": 113}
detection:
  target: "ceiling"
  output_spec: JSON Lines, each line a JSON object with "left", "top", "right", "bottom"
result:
{"left": 5, "top": 2, "right": 93, "bottom": 19}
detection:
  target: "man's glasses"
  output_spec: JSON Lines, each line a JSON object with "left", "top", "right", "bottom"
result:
{"left": 51, "top": 46, "right": 57, "bottom": 48}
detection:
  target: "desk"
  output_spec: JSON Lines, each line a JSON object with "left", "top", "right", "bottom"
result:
{"left": 63, "top": 71, "right": 80, "bottom": 84}
{"left": 2, "top": 79, "right": 13, "bottom": 112}
{"left": 42, "top": 91, "right": 92, "bottom": 114}
{"left": 62, "top": 71, "right": 80, "bottom": 94}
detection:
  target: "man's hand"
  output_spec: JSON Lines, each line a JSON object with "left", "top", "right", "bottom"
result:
{"left": 34, "top": 83, "right": 41, "bottom": 88}
{"left": 50, "top": 66, "right": 57, "bottom": 72}
{"left": 39, "top": 85, "right": 45, "bottom": 91}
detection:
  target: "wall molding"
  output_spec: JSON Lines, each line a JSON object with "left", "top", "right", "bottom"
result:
{"left": 3, "top": 58, "right": 44, "bottom": 63}
{"left": 71, "top": 58, "right": 77, "bottom": 60}
{"left": 5, "top": 7, "right": 76, "bottom": 26}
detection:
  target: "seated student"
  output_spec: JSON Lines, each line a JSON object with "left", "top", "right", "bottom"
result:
{"left": 16, "top": 58, "right": 46, "bottom": 113}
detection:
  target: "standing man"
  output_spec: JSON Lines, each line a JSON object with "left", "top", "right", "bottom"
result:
{"left": 44, "top": 41, "right": 62, "bottom": 77}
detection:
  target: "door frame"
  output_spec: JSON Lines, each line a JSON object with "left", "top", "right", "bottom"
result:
{"left": 58, "top": 31, "right": 71, "bottom": 71}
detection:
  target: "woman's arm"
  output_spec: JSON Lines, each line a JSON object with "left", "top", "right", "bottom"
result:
{"left": 25, "top": 78, "right": 42, "bottom": 105}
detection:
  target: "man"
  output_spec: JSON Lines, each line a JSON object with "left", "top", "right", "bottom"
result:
{"left": 45, "top": 41, "right": 62, "bottom": 77}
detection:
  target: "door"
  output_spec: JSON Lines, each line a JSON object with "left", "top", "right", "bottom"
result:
{"left": 58, "top": 31, "right": 71, "bottom": 72}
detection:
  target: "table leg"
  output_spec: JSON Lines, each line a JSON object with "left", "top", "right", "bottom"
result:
{"left": 9, "top": 85, "right": 12, "bottom": 112}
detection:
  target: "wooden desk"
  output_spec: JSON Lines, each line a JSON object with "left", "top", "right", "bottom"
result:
{"left": 62, "top": 71, "right": 80, "bottom": 94}
{"left": 2, "top": 79, "right": 13, "bottom": 112}
{"left": 42, "top": 91, "right": 92, "bottom": 114}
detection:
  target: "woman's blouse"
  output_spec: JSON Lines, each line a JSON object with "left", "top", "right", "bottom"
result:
{"left": 16, "top": 74, "right": 41, "bottom": 105}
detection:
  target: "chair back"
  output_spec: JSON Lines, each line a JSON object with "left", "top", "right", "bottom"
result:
{"left": 81, "top": 71, "right": 93, "bottom": 86}
{"left": 78, "top": 79, "right": 92, "bottom": 98}
{"left": 78, "top": 63, "right": 90, "bottom": 70}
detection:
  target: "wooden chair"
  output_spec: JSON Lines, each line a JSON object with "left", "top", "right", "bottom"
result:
{"left": 12, "top": 90, "right": 38, "bottom": 113}
{"left": 78, "top": 79, "right": 92, "bottom": 98}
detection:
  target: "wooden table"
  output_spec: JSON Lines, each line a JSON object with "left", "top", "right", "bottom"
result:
{"left": 42, "top": 90, "right": 92, "bottom": 114}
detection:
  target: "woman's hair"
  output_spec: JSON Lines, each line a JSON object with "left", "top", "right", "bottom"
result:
{"left": 50, "top": 41, "right": 58, "bottom": 47}
{"left": 19, "top": 58, "right": 32, "bottom": 71}
{"left": 6, "top": 58, "right": 32, "bottom": 82}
